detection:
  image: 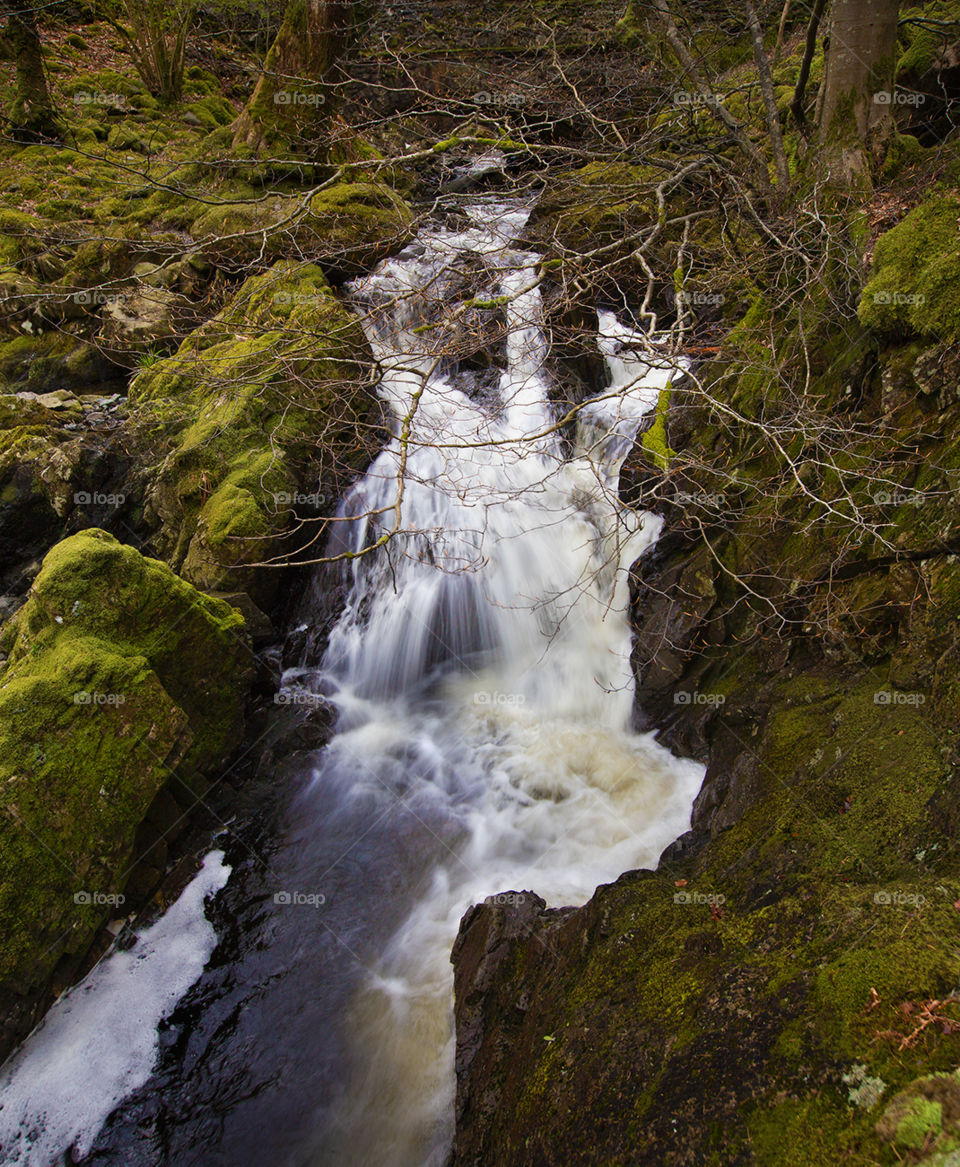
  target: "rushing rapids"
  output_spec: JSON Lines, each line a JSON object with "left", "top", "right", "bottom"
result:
{"left": 0, "top": 192, "right": 702, "bottom": 1167}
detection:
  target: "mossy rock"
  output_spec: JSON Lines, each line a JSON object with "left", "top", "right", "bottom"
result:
{"left": 188, "top": 179, "right": 413, "bottom": 275}
{"left": 876, "top": 1071, "right": 960, "bottom": 1160}
{"left": 183, "top": 95, "right": 236, "bottom": 131}
{"left": 0, "top": 529, "right": 253, "bottom": 991}
{"left": 106, "top": 124, "right": 150, "bottom": 154}
{"left": 860, "top": 193, "right": 960, "bottom": 342}
{"left": 0, "top": 333, "right": 113, "bottom": 394}
{"left": 127, "top": 262, "right": 379, "bottom": 604}
{"left": 450, "top": 664, "right": 960, "bottom": 1165}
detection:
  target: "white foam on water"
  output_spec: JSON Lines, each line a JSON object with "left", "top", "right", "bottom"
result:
{"left": 0, "top": 850, "right": 231, "bottom": 1165}
{"left": 306, "top": 197, "right": 704, "bottom": 1164}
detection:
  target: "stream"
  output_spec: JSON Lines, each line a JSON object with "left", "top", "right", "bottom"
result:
{"left": 0, "top": 192, "right": 703, "bottom": 1167}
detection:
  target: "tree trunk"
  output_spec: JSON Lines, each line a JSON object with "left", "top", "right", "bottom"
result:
{"left": 745, "top": 0, "right": 790, "bottom": 190}
{"left": 818, "top": 0, "right": 901, "bottom": 186}
{"left": 231, "top": 0, "right": 366, "bottom": 155}
{"left": 1, "top": 0, "right": 59, "bottom": 140}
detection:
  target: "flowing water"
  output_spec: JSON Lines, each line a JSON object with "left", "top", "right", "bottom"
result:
{"left": 0, "top": 194, "right": 703, "bottom": 1167}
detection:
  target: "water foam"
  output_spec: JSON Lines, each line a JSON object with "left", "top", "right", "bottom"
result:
{"left": 0, "top": 850, "right": 231, "bottom": 1165}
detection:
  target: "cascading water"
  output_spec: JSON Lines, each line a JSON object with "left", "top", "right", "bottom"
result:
{"left": 0, "top": 191, "right": 703, "bottom": 1167}
{"left": 292, "top": 196, "right": 704, "bottom": 1163}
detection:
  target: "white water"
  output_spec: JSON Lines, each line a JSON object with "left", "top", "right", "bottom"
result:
{"left": 0, "top": 850, "right": 230, "bottom": 1165}
{"left": 294, "top": 197, "right": 705, "bottom": 1164}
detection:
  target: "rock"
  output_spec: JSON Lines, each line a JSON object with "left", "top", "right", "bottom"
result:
{"left": 127, "top": 260, "right": 380, "bottom": 611}
{"left": 189, "top": 179, "right": 414, "bottom": 277}
{"left": 131, "top": 260, "right": 174, "bottom": 288}
{"left": 876, "top": 1071, "right": 960, "bottom": 1158}
{"left": 859, "top": 192, "right": 960, "bottom": 342}
{"left": 35, "top": 389, "right": 80, "bottom": 411}
{"left": 0, "top": 333, "right": 114, "bottom": 394}
{"left": 182, "top": 111, "right": 204, "bottom": 127}
{"left": 106, "top": 124, "right": 149, "bottom": 154}
{"left": 210, "top": 590, "right": 274, "bottom": 644}
{"left": 0, "top": 530, "right": 253, "bottom": 1020}
{"left": 98, "top": 285, "right": 181, "bottom": 358}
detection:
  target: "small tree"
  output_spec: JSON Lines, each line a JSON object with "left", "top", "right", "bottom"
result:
{"left": 103, "top": 0, "right": 196, "bottom": 105}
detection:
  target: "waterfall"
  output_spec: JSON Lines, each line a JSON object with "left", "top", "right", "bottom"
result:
{"left": 0, "top": 192, "right": 703, "bottom": 1167}
{"left": 298, "top": 196, "right": 703, "bottom": 1164}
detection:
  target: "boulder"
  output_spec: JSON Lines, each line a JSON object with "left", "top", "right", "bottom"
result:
{"left": 0, "top": 529, "right": 253, "bottom": 999}
{"left": 98, "top": 285, "right": 182, "bottom": 358}
{"left": 127, "top": 261, "right": 381, "bottom": 609}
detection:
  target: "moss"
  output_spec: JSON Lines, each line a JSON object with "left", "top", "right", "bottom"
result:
{"left": 127, "top": 262, "right": 377, "bottom": 600}
{"left": 183, "top": 95, "right": 236, "bottom": 131}
{"left": 188, "top": 179, "right": 413, "bottom": 272}
{"left": 898, "top": 2, "right": 959, "bottom": 78}
{"left": 860, "top": 193, "right": 960, "bottom": 342}
{"left": 0, "top": 529, "right": 252, "bottom": 991}
{"left": 640, "top": 385, "right": 676, "bottom": 469}
{"left": 0, "top": 333, "right": 108, "bottom": 393}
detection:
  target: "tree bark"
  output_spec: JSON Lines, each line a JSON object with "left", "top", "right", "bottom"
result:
{"left": 818, "top": 0, "right": 901, "bottom": 186}
{"left": 231, "top": 0, "right": 367, "bottom": 155}
{"left": 1, "top": 0, "right": 59, "bottom": 140}
{"left": 745, "top": 0, "right": 790, "bottom": 190}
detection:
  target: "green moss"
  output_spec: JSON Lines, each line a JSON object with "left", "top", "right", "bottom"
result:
{"left": 860, "top": 193, "right": 960, "bottom": 341}
{"left": 0, "top": 529, "right": 252, "bottom": 990}
{"left": 183, "top": 94, "right": 236, "bottom": 131}
{"left": 641, "top": 385, "right": 676, "bottom": 469}
{"left": 127, "top": 262, "right": 376, "bottom": 599}
{"left": 188, "top": 179, "right": 413, "bottom": 271}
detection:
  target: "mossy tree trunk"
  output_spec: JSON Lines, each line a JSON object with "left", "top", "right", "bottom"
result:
{"left": 0, "top": 0, "right": 60, "bottom": 140}
{"left": 817, "top": 0, "right": 901, "bottom": 186}
{"left": 231, "top": 0, "right": 370, "bottom": 156}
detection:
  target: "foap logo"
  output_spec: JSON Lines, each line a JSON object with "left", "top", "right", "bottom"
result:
{"left": 273, "top": 490, "right": 327, "bottom": 507}
{"left": 72, "top": 291, "right": 122, "bottom": 306}
{"left": 874, "top": 690, "right": 925, "bottom": 706}
{"left": 474, "top": 691, "right": 526, "bottom": 707}
{"left": 73, "top": 90, "right": 130, "bottom": 109}
{"left": 674, "top": 490, "right": 724, "bottom": 509}
{"left": 74, "top": 890, "right": 125, "bottom": 906}
{"left": 675, "top": 289, "right": 726, "bottom": 307}
{"left": 273, "top": 890, "right": 326, "bottom": 906}
{"left": 473, "top": 91, "right": 527, "bottom": 108}
{"left": 872, "top": 490, "right": 925, "bottom": 507}
{"left": 674, "top": 890, "right": 726, "bottom": 905}
{"left": 73, "top": 691, "right": 126, "bottom": 706}
{"left": 273, "top": 691, "right": 327, "bottom": 707}
{"left": 73, "top": 490, "right": 126, "bottom": 507}
{"left": 873, "top": 90, "right": 926, "bottom": 107}
{"left": 674, "top": 91, "right": 724, "bottom": 108}
{"left": 274, "top": 90, "right": 325, "bottom": 106}
{"left": 874, "top": 890, "right": 926, "bottom": 907}
{"left": 487, "top": 892, "right": 528, "bottom": 906}
{"left": 673, "top": 691, "right": 726, "bottom": 707}
{"left": 872, "top": 290, "right": 925, "bottom": 306}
